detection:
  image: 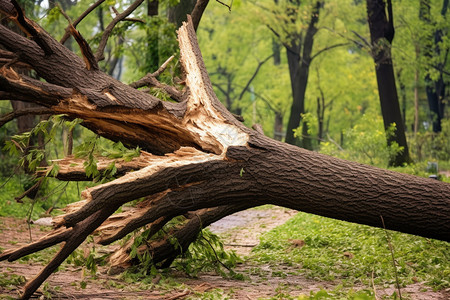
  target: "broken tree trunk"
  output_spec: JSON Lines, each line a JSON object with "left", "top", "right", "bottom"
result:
{"left": 0, "top": 1, "right": 449, "bottom": 299}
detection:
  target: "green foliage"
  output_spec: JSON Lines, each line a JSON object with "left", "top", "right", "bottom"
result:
{"left": 0, "top": 272, "right": 26, "bottom": 293}
{"left": 408, "top": 119, "right": 450, "bottom": 162}
{"left": 0, "top": 176, "right": 87, "bottom": 219}
{"left": 124, "top": 216, "right": 242, "bottom": 279}
{"left": 262, "top": 287, "right": 376, "bottom": 300}
{"left": 73, "top": 132, "right": 140, "bottom": 182}
{"left": 3, "top": 115, "right": 82, "bottom": 173}
{"left": 66, "top": 238, "right": 109, "bottom": 276}
{"left": 252, "top": 212, "right": 450, "bottom": 290}
{"left": 319, "top": 114, "right": 403, "bottom": 167}
{"left": 173, "top": 228, "right": 243, "bottom": 279}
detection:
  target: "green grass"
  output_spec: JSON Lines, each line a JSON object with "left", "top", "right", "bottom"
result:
{"left": 251, "top": 212, "right": 449, "bottom": 291}
{"left": 0, "top": 175, "right": 93, "bottom": 220}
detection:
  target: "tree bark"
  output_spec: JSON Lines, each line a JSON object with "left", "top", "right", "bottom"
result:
{"left": 0, "top": 2, "right": 449, "bottom": 299}
{"left": 366, "top": 0, "right": 411, "bottom": 166}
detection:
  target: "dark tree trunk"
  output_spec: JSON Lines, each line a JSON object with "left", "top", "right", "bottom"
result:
{"left": 272, "top": 38, "right": 281, "bottom": 65}
{"left": 0, "top": 3, "right": 449, "bottom": 299}
{"left": 420, "top": 0, "right": 448, "bottom": 133}
{"left": 9, "top": 101, "right": 36, "bottom": 133}
{"left": 145, "top": 0, "right": 160, "bottom": 72}
{"left": 273, "top": 111, "right": 284, "bottom": 141}
{"left": 284, "top": 1, "right": 321, "bottom": 150}
{"left": 366, "top": 0, "right": 411, "bottom": 166}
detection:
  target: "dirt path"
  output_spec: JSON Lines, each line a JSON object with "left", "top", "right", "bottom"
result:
{"left": 1, "top": 208, "right": 449, "bottom": 299}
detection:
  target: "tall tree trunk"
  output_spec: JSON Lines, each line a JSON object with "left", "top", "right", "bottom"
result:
{"left": 0, "top": 4, "right": 449, "bottom": 299}
{"left": 284, "top": 1, "right": 321, "bottom": 150}
{"left": 420, "top": 0, "right": 448, "bottom": 133}
{"left": 145, "top": 0, "right": 160, "bottom": 72}
{"left": 414, "top": 44, "right": 420, "bottom": 135}
{"left": 366, "top": 0, "right": 411, "bottom": 166}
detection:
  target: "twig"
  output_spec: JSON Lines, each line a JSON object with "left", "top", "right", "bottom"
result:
{"left": 95, "top": 0, "right": 145, "bottom": 62}
{"left": 215, "top": 0, "right": 233, "bottom": 11}
{"left": 310, "top": 42, "right": 350, "bottom": 61}
{"left": 201, "top": 236, "right": 232, "bottom": 271}
{"left": 325, "top": 133, "right": 344, "bottom": 151}
{"left": 153, "top": 55, "right": 175, "bottom": 77}
{"left": 167, "top": 290, "right": 191, "bottom": 300}
{"left": 380, "top": 215, "right": 402, "bottom": 300}
{"left": 224, "top": 243, "right": 257, "bottom": 247}
{"left": 352, "top": 30, "right": 372, "bottom": 49}
{"left": 371, "top": 268, "right": 380, "bottom": 300}
{"left": 0, "top": 166, "right": 20, "bottom": 190}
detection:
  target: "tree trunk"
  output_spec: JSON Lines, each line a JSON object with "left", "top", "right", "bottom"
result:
{"left": 414, "top": 45, "right": 420, "bottom": 135}
{"left": 273, "top": 111, "right": 284, "bottom": 141}
{"left": 284, "top": 1, "right": 321, "bottom": 150}
{"left": 420, "top": 0, "right": 448, "bottom": 133}
{"left": 145, "top": 0, "right": 159, "bottom": 72}
{"left": 366, "top": 0, "right": 411, "bottom": 166}
{"left": 0, "top": 3, "right": 449, "bottom": 299}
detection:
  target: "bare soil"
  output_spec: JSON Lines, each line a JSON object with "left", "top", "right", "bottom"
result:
{"left": 1, "top": 207, "right": 449, "bottom": 299}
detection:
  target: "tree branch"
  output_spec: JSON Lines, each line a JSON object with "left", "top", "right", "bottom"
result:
{"left": 128, "top": 56, "right": 183, "bottom": 101}
{"left": 95, "top": 0, "right": 145, "bottom": 62}
{"left": 266, "top": 24, "right": 300, "bottom": 56}
{"left": 215, "top": 0, "right": 233, "bottom": 11}
{"left": 238, "top": 54, "right": 273, "bottom": 101}
{"left": 191, "top": 0, "right": 210, "bottom": 31}
{"left": 310, "top": 42, "right": 349, "bottom": 62}
{"left": 0, "top": 107, "right": 53, "bottom": 128}
{"left": 59, "top": 6, "right": 99, "bottom": 70}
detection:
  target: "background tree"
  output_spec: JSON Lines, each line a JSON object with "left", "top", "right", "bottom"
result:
{"left": 366, "top": 0, "right": 411, "bottom": 166}
{"left": 420, "top": 0, "right": 448, "bottom": 133}
{"left": 267, "top": 0, "right": 323, "bottom": 149}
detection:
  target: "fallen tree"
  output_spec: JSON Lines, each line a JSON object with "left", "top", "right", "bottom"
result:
{"left": 0, "top": 1, "right": 449, "bottom": 299}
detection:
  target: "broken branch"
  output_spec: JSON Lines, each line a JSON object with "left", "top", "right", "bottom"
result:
{"left": 58, "top": 5, "right": 98, "bottom": 70}
{"left": 60, "top": 0, "right": 106, "bottom": 44}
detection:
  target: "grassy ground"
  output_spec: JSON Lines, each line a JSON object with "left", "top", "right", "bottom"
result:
{"left": 250, "top": 211, "right": 449, "bottom": 298}
{"left": 0, "top": 175, "right": 93, "bottom": 220}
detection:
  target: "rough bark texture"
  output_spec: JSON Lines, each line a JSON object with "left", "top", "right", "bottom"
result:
{"left": 0, "top": 1, "right": 449, "bottom": 299}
